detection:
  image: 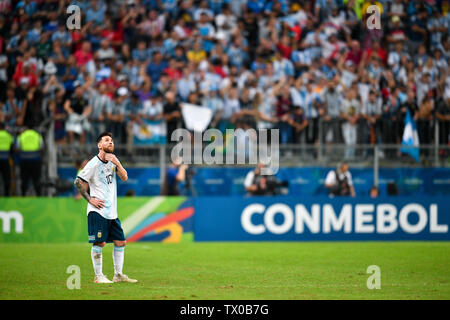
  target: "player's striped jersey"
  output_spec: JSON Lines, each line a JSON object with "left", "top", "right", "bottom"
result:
{"left": 77, "top": 155, "right": 117, "bottom": 220}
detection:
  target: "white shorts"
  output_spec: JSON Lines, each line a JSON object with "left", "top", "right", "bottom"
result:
{"left": 66, "top": 113, "right": 91, "bottom": 135}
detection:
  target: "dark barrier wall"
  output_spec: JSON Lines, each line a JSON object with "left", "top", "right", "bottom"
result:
{"left": 58, "top": 167, "right": 450, "bottom": 197}
{"left": 194, "top": 197, "right": 450, "bottom": 241}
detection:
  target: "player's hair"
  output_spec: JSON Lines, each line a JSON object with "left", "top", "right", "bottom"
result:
{"left": 97, "top": 132, "right": 113, "bottom": 143}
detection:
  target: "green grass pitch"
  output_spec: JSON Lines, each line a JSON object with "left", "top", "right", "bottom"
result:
{"left": 0, "top": 242, "right": 449, "bottom": 300}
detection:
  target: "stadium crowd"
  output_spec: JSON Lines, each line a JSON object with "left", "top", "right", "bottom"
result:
{"left": 0, "top": 0, "right": 449, "bottom": 158}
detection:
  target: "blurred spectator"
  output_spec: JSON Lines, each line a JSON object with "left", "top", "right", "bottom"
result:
{"left": 64, "top": 81, "right": 91, "bottom": 145}
{"left": 16, "top": 126, "right": 43, "bottom": 196}
{"left": 0, "top": 122, "right": 14, "bottom": 196}
{"left": 107, "top": 86, "right": 128, "bottom": 143}
{"left": 340, "top": 88, "right": 360, "bottom": 159}
{"left": 370, "top": 185, "right": 379, "bottom": 198}
{"left": 162, "top": 158, "right": 189, "bottom": 196}
{"left": 125, "top": 91, "right": 144, "bottom": 151}
{"left": 163, "top": 90, "right": 182, "bottom": 142}
{"left": 387, "top": 182, "right": 399, "bottom": 196}
{"left": 435, "top": 93, "right": 450, "bottom": 157}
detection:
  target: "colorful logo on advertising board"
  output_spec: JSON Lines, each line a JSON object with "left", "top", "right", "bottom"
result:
{"left": 122, "top": 197, "right": 194, "bottom": 243}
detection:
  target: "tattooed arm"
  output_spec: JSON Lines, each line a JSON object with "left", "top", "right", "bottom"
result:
{"left": 74, "top": 177, "right": 104, "bottom": 209}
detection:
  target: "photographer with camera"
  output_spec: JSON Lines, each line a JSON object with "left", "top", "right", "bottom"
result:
{"left": 324, "top": 162, "right": 356, "bottom": 197}
{"left": 162, "top": 158, "right": 189, "bottom": 196}
{"left": 162, "top": 157, "right": 196, "bottom": 196}
{"left": 244, "top": 163, "right": 288, "bottom": 196}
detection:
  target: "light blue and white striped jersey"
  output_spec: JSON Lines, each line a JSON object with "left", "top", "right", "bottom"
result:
{"left": 272, "top": 58, "right": 295, "bottom": 80}
{"left": 77, "top": 156, "right": 117, "bottom": 220}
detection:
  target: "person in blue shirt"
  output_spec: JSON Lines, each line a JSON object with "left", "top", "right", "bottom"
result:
{"left": 132, "top": 41, "right": 152, "bottom": 63}
{"left": 146, "top": 51, "right": 168, "bottom": 84}
{"left": 86, "top": 0, "right": 106, "bottom": 25}
{"left": 27, "top": 20, "right": 42, "bottom": 45}
{"left": 246, "top": 0, "right": 265, "bottom": 14}
{"left": 162, "top": 158, "right": 189, "bottom": 196}
{"left": 16, "top": 0, "right": 37, "bottom": 16}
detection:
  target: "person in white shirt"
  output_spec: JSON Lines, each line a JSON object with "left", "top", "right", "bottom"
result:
{"left": 215, "top": 4, "right": 237, "bottom": 42}
{"left": 74, "top": 132, "right": 137, "bottom": 284}
{"left": 324, "top": 162, "right": 355, "bottom": 197}
{"left": 340, "top": 88, "right": 360, "bottom": 159}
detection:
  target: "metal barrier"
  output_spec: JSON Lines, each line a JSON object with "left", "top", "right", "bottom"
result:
{"left": 40, "top": 118, "right": 450, "bottom": 196}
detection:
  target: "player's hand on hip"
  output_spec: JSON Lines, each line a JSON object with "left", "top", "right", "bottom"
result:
{"left": 89, "top": 197, "right": 105, "bottom": 209}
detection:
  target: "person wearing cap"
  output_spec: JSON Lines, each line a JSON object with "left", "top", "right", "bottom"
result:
{"left": 386, "top": 15, "right": 406, "bottom": 47}
{"left": 16, "top": 125, "right": 44, "bottom": 196}
{"left": 391, "top": 15, "right": 401, "bottom": 25}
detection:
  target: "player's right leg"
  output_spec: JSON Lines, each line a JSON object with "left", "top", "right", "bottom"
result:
{"left": 88, "top": 211, "right": 113, "bottom": 284}
{"left": 91, "top": 242, "right": 113, "bottom": 284}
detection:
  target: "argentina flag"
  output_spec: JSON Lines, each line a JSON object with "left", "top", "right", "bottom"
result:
{"left": 400, "top": 110, "right": 420, "bottom": 162}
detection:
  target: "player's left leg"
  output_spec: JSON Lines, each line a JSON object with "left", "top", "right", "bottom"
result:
{"left": 110, "top": 219, "right": 137, "bottom": 283}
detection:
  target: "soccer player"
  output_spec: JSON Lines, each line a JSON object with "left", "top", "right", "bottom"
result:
{"left": 74, "top": 132, "right": 137, "bottom": 284}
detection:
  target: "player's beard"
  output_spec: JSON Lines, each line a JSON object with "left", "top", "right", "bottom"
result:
{"left": 103, "top": 145, "right": 114, "bottom": 153}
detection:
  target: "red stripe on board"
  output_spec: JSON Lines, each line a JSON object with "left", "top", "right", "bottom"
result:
{"left": 127, "top": 207, "right": 194, "bottom": 242}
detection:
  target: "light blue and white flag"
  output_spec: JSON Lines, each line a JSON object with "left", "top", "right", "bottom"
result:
{"left": 400, "top": 110, "right": 420, "bottom": 162}
{"left": 132, "top": 119, "right": 167, "bottom": 145}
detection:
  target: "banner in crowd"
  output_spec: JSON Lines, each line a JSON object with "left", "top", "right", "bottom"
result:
{"left": 0, "top": 197, "right": 193, "bottom": 243}
{"left": 57, "top": 167, "right": 450, "bottom": 197}
{"left": 132, "top": 119, "right": 167, "bottom": 145}
{"left": 194, "top": 196, "right": 450, "bottom": 241}
{"left": 181, "top": 103, "right": 213, "bottom": 132}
